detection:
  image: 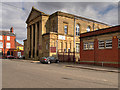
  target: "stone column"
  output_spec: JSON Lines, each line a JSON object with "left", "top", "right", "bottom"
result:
{"left": 39, "top": 21, "right": 42, "bottom": 59}
{"left": 31, "top": 25, "right": 33, "bottom": 59}
{"left": 27, "top": 26, "right": 30, "bottom": 59}
{"left": 35, "top": 23, "right": 38, "bottom": 60}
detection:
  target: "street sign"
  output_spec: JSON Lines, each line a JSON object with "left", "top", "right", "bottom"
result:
{"left": 58, "top": 35, "right": 65, "bottom": 40}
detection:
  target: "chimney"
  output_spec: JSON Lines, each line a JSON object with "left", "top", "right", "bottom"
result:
{"left": 10, "top": 27, "right": 14, "bottom": 33}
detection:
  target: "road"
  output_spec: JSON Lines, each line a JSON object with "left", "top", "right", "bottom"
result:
{"left": 2, "top": 59, "right": 118, "bottom": 88}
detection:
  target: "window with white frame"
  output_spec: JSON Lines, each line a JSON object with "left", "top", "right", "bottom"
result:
{"left": 89, "top": 42, "right": 94, "bottom": 50}
{"left": 0, "top": 35, "right": 2, "bottom": 40}
{"left": 64, "top": 25, "right": 68, "bottom": 35}
{"left": 0, "top": 42, "right": 3, "bottom": 48}
{"left": 7, "top": 36, "right": 10, "bottom": 41}
{"left": 76, "top": 43, "right": 80, "bottom": 52}
{"left": 76, "top": 24, "right": 80, "bottom": 36}
{"left": 84, "top": 43, "right": 89, "bottom": 50}
{"left": 6, "top": 43, "right": 10, "bottom": 48}
{"left": 87, "top": 26, "right": 91, "bottom": 32}
{"left": 98, "top": 40, "right": 105, "bottom": 49}
{"left": 105, "top": 39, "right": 112, "bottom": 48}
{"left": 118, "top": 38, "right": 120, "bottom": 48}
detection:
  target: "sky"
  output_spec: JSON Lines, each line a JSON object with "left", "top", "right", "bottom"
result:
{"left": 0, "top": 1, "right": 119, "bottom": 45}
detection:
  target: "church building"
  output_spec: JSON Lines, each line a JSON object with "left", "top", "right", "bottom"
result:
{"left": 24, "top": 7, "right": 110, "bottom": 61}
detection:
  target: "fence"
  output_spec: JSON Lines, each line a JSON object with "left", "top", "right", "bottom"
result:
{"left": 58, "top": 49, "right": 75, "bottom": 62}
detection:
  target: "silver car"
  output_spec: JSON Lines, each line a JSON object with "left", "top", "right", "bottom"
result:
{"left": 40, "top": 57, "right": 59, "bottom": 64}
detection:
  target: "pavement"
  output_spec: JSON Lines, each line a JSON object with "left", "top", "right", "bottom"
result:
{"left": 65, "top": 64, "right": 119, "bottom": 73}
{"left": 10, "top": 59, "right": 119, "bottom": 73}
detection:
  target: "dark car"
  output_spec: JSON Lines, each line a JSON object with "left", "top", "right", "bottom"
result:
{"left": 7, "top": 55, "right": 14, "bottom": 59}
{"left": 40, "top": 56, "right": 59, "bottom": 64}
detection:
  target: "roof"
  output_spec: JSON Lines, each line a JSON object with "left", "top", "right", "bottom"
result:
{"left": 80, "top": 25, "right": 120, "bottom": 38}
{"left": 23, "top": 39, "right": 27, "bottom": 41}
{"left": 50, "top": 11, "right": 110, "bottom": 26}
{"left": 16, "top": 42, "right": 24, "bottom": 47}
{"left": 26, "top": 7, "right": 49, "bottom": 23}
{"left": 0, "top": 31, "right": 16, "bottom": 36}
{"left": 26, "top": 7, "right": 110, "bottom": 26}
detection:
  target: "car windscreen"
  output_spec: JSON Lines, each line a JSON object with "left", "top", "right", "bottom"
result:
{"left": 47, "top": 57, "right": 55, "bottom": 59}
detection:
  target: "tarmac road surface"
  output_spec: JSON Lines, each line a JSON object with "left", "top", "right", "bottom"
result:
{"left": 2, "top": 59, "right": 118, "bottom": 88}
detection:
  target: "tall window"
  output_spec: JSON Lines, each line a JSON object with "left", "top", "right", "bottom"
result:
{"left": 87, "top": 26, "right": 91, "bottom": 32}
{"left": 6, "top": 43, "right": 10, "bottom": 48}
{"left": 7, "top": 36, "right": 10, "bottom": 41}
{"left": 118, "top": 38, "right": 120, "bottom": 48}
{"left": 105, "top": 40, "right": 112, "bottom": 48}
{"left": 0, "top": 42, "right": 3, "bottom": 48}
{"left": 64, "top": 25, "right": 68, "bottom": 35}
{"left": 96, "top": 27, "right": 99, "bottom": 30}
{"left": 76, "top": 43, "right": 80, "bottom": 52}
{"left": 98, "top": 40, "right": 105, "bottom": 49}
{"left": 76, "top": 24, "right": 80, "bottom": 36}
{"left": 68, "top": 42, "right": 71, "bottom": 52}
{"left": 64, "top": 42, "right": 67, "bottom": 52}
{"left": 61, "top": 42, "right": 63, "bottom": 52}
{"left": 0, "top": 35, "right": 2, "bottom": 40}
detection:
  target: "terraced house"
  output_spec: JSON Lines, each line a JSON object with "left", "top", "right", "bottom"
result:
{"left": 24, "top": 7, "right": 110, "bottom": 62}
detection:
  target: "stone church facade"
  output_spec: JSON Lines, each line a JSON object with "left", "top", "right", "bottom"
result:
{"left": 24, "top": 7, "right": 110, "bottom": 61}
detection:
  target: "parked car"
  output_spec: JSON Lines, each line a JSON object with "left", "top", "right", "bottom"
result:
{"left": 40, "top": 56, "right": 59, "bottom": 64}
{"left": 7, "top": 55, "right": 14, "bottom": 59}
{"left": 19, "top": 55, "right": 25, "bottom": 59}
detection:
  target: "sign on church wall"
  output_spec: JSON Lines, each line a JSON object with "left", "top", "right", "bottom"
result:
{"left": 58, "top": 35, "right": 65, "bottom": 40}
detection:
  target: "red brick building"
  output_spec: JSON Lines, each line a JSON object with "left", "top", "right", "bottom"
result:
{"left": 0, "top": 27, "right": 16, "bottom": 58}
{"left": 80, "top": 25, "right": 120, "bottom": 67}
{"left": 0, "top": 27, "right": 24, "bottom": 58}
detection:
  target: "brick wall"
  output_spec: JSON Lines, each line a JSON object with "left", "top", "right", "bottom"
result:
{"left": 80, "top": 35, "right": 119, "bottom": 67}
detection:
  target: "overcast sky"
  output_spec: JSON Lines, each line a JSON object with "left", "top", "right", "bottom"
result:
{"left": 0, "top": 1, "right": 119, "bottom": 44}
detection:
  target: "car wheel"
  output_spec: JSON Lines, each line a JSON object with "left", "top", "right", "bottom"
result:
{"left": 56, "top": 60, "right": 59, "bottom": 63}
{"left": 48, "top": 61, "right": 51, "bottom": 64}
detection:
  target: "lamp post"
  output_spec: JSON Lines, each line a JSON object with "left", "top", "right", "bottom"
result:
{"left": 73, "top": 17, "right": 76, "bottom": 62}
{"left": 56, "top": 40, "right": 58, "bottom": 59}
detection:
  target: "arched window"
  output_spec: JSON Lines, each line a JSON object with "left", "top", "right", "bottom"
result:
{"left": 95, "top": 26, "right": 99, "bottom": 30}
{"left": 7, "top": 51, "right": 10, "bottom": 55}
{"left": 64, "top": 25, "right": 68, "bottom": 35}
{"left": 76, "top": 24, "right": 80, "bottom": 36}
{"left": 87, "top": 26, "right": 91, "bottom": 32}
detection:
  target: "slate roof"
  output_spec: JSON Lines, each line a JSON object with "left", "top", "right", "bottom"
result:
{"left": 80, "top": 25, "right": 120, "bottom": 38}
{"left": 16, "top": 42, "right": 24, "bottom": 47}
{"left": 0, "top": 31, "right": 16, "bottom": 36}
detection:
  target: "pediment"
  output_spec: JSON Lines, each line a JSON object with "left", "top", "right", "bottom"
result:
{"left": 26, "top": 7, "right": 49, "bottom": 24}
